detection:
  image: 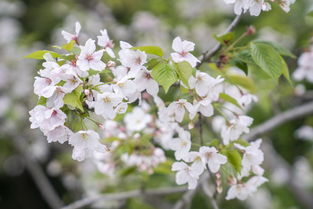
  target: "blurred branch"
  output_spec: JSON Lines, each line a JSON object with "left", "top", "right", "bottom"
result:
{"left": 196, "top": 14, "right": 242, "bottom": 68}
{"left": 11, "top": 135, "right": 64, "bottom": 209}
{"left": 201, "top": 181, "right": 219, "bottom": 209}
{"left": 61, "top": 186, "right": 187, "bottom": 209}
{"left": 172, "top": 174, "right": 210, "bottom": 209}
{"left": 244, "top": 100, "right": 313, "bottom": 141}
{"left": 262, "top": 140, "right": 313, "bottom": 209}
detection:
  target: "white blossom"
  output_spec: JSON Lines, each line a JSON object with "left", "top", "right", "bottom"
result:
{"left": 221, "top": 115, "right": 253, "bottom": 145}
{"left": 97, "top": 29, "right": 115, "bottom": 58}
{"left": 168, "top": 129, "right": 191, "bottom": 160}
{"left": 134, "top": 68, "right": 159, "bottom": 96}
{"left": 94, "top": 92, "right": 123, "bottom": 119}
{"left": 171, "top": 36, "right": 199, "bottom": 67}
{"left": 124, "top": 107, "right": 152, "bottom": 132}
{"left": 167, "top": 99, "right": 195, "bottom": 123}
{"left": 172, "top": 162, "right": 199, "bottom": 189}
{"left": 77, "top": 39, "right": 106, "bottom": 72}
{"left": 69, "top": 130, "right": 107, "bottom": 161}
{"left": 199, "top": 146, "right": 227, "bottom": 173}
{"left": 61, "top": 22, "right": 81, "bottom": 43}
{"left": 226, "top": 176, "right": 268, "bottom": 200}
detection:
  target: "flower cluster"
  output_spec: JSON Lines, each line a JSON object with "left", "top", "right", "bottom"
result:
{"left": 293, "top": 45, "right": 313, "bottom": 83}
{"left": 29, "top": 22, "right": 266, "bottom": 201}
{"left": 224, "top": 0, "right": 295, "bottom": 16}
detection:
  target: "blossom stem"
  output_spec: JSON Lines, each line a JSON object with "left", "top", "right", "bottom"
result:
{"left": 199, "top": 113, "right": 204, "bottom": 146}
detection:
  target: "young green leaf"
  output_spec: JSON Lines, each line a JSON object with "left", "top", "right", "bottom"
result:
{"left": 250, "top": 42, "right": 283, "bottom": 80}
{"left": 174, "top": 61, "right": 194, "bottom": 87}
{"left": 63, "top": 86, "right": 84, "bottom": 112}
{"left": 226, "top": 149, "right": 242, "bottom": 173}
{"left": 132, "top": 46, "right": 164, "bottom": 57}
{"left": 24, "top": 50, "right": 61, "bottom": 60}
{"left": 280, "top": 56, "right": 293, "bottom": 85}
{"left": 227, "top": 74, "right": 256, "bottom": 93}
{"left": 253, "top": 40, "right": 296, "bottom": 58}
{"left": 151, "top": 62, "right": 178, "bottom": 93}
{"left": 214, "top": 32, "right": 234, "bottom": 45}
{"left": 219, "top": 93, "right": 242, "bottom": 109}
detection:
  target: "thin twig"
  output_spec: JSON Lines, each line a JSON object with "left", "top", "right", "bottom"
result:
{"left": 61, "top": 186, "right": 187, "bottom": 209}
{"left": 196, "top": 14, "right": 242, "bottom": 68}
{"left": 244, "top": 100, "right": 313, "bottom": 141}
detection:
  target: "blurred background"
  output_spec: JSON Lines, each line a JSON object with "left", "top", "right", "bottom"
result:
{"left": 1, "top": 0, "right": 313, "bottom": 208}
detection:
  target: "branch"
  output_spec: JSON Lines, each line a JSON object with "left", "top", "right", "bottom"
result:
{"left": 11, "top": 135, "right": 64, "bottom": 209}
{"left": 196, "top": 15, "right": 242, "bottom": 68}
{"left": 61, "top": 186, "right": 187, "bottom": 209}
{"left": 172, "top": 174, "right": 209, "bottom": 209}
{"left": 244, "top": 100, "right": 313, "bottom": 141}
{"left": 262, "top": 140, "right": 313, "bottom": 209}
{"left": 201, "top": 181, "right": 220, "bottom": 209}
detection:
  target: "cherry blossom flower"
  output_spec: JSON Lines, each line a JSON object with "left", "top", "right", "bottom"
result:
{"left": 119, "top": 48, "right": 147, "bottom": 74}
{"left": 134, "top": 68, "right": 159, "bottom": 96}
{"left": 235, "top": 139, "right": 264, "bottom": 177}
{"left": 167, "top": 99, "right": 195, "bottom": 123}
{"left": 69, "top": 130, "right": 107, "bottom": 161}
{"left": 168, "top": 129, "right": 191, "bottom": 160}
{"left": 293, "top": 50, "right": 313, "bottom": 83}
{"left": 171, "top": 36, "right": 199, "bottom": 67}
{"left": 77, "top": 39, "right": 106, "bottom": 71}
{"left": 124, "top": 107, "right": 152, "bottom": 132}
{"left": 29, "top": 105, "right": 66, "bottom": 132}
{"left": 199, "top": 146, "right": 227, "bottom": 173}
{"left": 172, "top": 162, "right": 199, "bottom": 189}
{"left": 226, "top": 176, "right": 268, "bottom": 200}
{"left": 61, "top": 22, "right": 81, "bottom": 43}
{"left": 183, "top": 151, "right": 205, "bottom": 177}
{"left": 44, "top": 125, "right": 72, "bottom": 144}
{"left": 221, "top": 115, "right": 253, "bottom": 145}
{"left": 189, "top": 71, "right": 224, "bottom": 97}
{"left": 94, "top": 92, "right": 123, "bottom": 119}
{"left": 192, "top": 97, "right": 214, "bottom": 118}
{"left": 97, "top": 29, "right": 115, "bottom": 58}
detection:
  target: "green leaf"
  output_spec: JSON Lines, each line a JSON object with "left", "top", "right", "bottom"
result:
{"left": 250, "top": 42, "right": 283, "bottom": 79}
{"left": 53, "top": 40, "right": 76, "bottom": 51}
{"left": 174, "top": 61, "right": 194, "bottom": 87}
{"left": 253, "top": 40, "right": 296, "bottom": 58}
{"left": 119, "top": 166, "right": 137, "bottom": 177}
{"left": 24, "top": 50, "right": 61, "bottom": 60}
{"left": 37, "top": 97, "right": 47, "bottom": 105}
{"left": 63, "top": 86, "right": 84, "bottom": 112}
{"left": 151, "top": 62, "right": 178, "bottom": 93}
{"left": 146, "top": 58, "right": 162, "bottom": 70}
{"left": 281, "top": 56, "right": 293, "bottom": 85}
{"left": 227, "top": 74, "right": 256, "bottom": 93}
{"left": 226, "top": 149, "right": 242, "bottom": 173}
{"left": 132, "top": 46, "right": 164, "bottom": 57}
{"left": 219, "top": 93, "right": 242, "bottom": 109}
{"left": 214, "top": 32, "right": 234, "bottom": 44}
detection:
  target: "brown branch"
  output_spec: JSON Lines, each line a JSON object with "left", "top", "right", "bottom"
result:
{"left": 196, "top": 14, "right": 242, "bottom": 68}
{"left": 244, "top": 100, "right": 313, "bottom": 141}
{"left": 61, "top": 186, "right": 187, "bottom": 209}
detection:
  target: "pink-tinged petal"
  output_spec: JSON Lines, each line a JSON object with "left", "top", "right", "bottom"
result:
{"left": 90, "top": 60, "right": 106, "bottom": 71}
{"left": 172, "top": 37, "right": 183, "bottom": 52}
{"left": 182, "top": 40, "right": 195, "bottom": 52}
{"left": 146, "top": 80, "right": 159, "bottom": 96}
{"left": 176, "top": 171, "right": 189, "bottom": 185}
{"left": 171, "top": 52, "right": 184, "bottom": 63}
